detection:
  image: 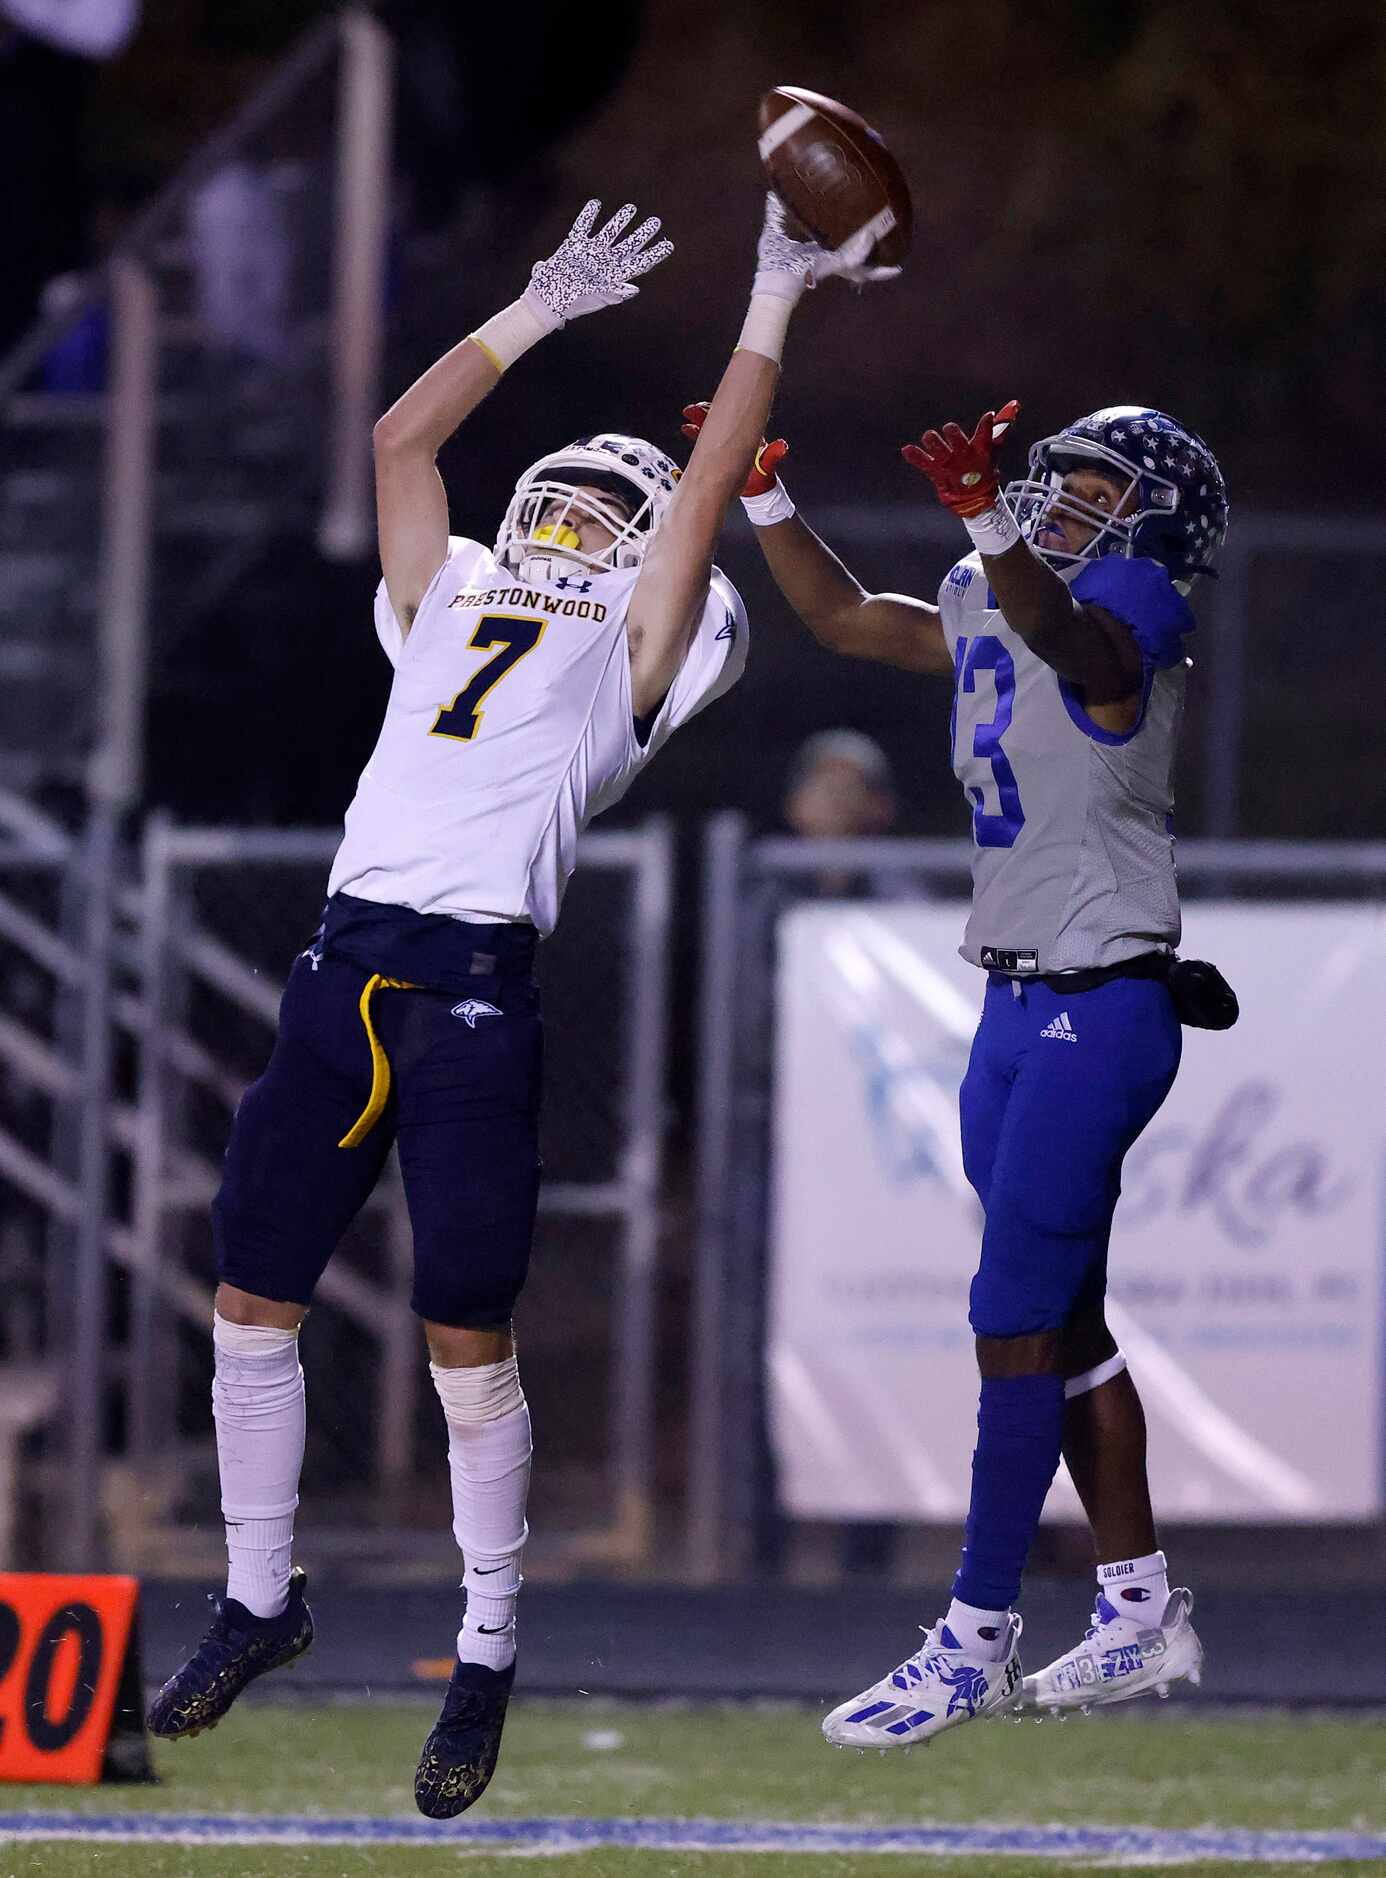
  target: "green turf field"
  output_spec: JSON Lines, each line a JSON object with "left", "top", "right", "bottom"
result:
{"left": 1, "top": 1698, "right": 1383, "bottom": 1876}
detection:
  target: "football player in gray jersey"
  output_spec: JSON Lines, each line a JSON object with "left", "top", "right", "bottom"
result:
{"left": 720, "top": 395, "right": 1229, "bottom": 1744}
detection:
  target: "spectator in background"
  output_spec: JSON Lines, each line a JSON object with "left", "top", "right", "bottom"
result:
{"left": 783, "top": 728, "right": 900, "bottom": 899}
{"left": 785, "top": 728, "right": 895, "bottom": 838}
{"left": 187, "top": 160, "right": 295, "bottom": 368}
{"left": 0, "top": 0, "right": 139, "bottom": 357}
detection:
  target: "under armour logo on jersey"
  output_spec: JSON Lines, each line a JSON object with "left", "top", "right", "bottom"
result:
{"left": 451, "top": 998, "right": 502, "bottom": 1027}
{"left": 1039, "top": 1009, "right": 1078, "bottom": 1042}
{"left": 715, "top": 611, "right": 737, "bottom": 641}
{"left": 554, "top": 575, "right": 592, "bottom": 594}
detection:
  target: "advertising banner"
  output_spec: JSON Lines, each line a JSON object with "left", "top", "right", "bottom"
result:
{"left": 769, "top": 903, "right": 1385, "bottom": 1521}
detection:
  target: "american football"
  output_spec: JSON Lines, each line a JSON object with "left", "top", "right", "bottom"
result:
{"left": 757, "top": 85, "right": 913, "bottom": 267}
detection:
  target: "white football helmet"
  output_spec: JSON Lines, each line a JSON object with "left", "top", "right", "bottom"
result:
{"left": 494, "top": 434, "right": 680, "bottom": 583}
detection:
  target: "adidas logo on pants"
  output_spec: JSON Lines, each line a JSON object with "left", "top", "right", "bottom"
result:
{"left": 1039, "top": 1010, "right": 1078, "bottom": 1042}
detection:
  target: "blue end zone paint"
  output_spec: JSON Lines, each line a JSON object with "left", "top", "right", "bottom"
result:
{"left": 3, "top": 1817, "right": 1386, "bottom": 1861}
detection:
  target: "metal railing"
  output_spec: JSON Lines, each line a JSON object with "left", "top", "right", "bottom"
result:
{"left": 125, "top": 818, "right": 675, "bottom": 1571}
{"left": 0, "top": 7, "right": 393, "bottom": 800}
{"left": 0, "top": 14, "right": 395, "bottom": 1561}
{"left": 0, "top": 801, "right": 675, "bottom": 1572}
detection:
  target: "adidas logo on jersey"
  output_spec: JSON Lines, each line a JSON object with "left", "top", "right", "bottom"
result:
{"left": 1039, "top": 1009, "right": 1078, "bottom": 1042}
{"left": 451, "top": 999, "right": 502, "bottom": 1027}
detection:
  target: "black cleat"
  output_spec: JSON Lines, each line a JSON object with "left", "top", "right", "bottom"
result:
{"left": 414, "top": 1657, "right": 515, "bottom": 1818}
{"left": 146, "top": 1567, "right": 314, "bottom": 1740}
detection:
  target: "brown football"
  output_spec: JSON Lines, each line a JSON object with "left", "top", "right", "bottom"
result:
{"left": 757, "top": 85, "right": 913, "bottom": 267}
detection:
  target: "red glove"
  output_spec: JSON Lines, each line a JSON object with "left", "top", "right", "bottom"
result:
{"left": 901, "top": 400, "right": 1020, "bottom": 518}
{"left": 681, "top": 401, "right": 789, "bottom": 496}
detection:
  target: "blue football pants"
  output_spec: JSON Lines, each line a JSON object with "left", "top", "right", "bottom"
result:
{"left": 960, "top": 973, "right": 1182, "bottom": 1339}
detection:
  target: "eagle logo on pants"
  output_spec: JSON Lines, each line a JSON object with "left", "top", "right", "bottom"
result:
{"left": 451, "top": 999, "right": 502, "bottom": 1028}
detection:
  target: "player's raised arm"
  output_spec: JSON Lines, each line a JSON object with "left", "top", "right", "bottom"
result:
{"left": 903, "top": 406, "right": 1144, "bottom": 707}
{"left": 372, "top": 200, "right": 673, "bottom": 635}
{"left": 682, "top": 388, "right": 952, "bottom": 677}
{"left": 724, "top": 426, "right": 952, "bottom": 675}
{"left": 626, "top": 197, "right": 900, "bottom": 715}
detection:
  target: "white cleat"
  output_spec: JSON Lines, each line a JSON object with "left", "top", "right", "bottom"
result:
{"left": 822, "top": 1616, "right": 1023, "bottom": 1752}
{"left": 1021, "top": 1587, "right": 1204, "bottom": 1713}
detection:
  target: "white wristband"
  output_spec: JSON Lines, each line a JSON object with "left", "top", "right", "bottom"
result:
{"left": 751, "top": 267, "right": 808, "bottom": 305}
{"left": 469, "top": 294, "right": 557, "bottom": 374}
{"left": 962, "top": 499, "right": 1022, "bottom": 557}
{"left": 741, "top": 481, "right": 796, "bottom": 527}
{"left": 737, "top": 289, "right": 797, "bottom": 364}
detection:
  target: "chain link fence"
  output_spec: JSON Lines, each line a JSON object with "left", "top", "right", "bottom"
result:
{"left": 0, "top": 814, "right": 671, "bottom": 1581}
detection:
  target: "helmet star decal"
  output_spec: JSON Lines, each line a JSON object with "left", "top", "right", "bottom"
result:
{"left": 1005, "top": 406, "right": 1228, "bottom": 592}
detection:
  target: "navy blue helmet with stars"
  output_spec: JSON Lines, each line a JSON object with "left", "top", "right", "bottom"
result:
{"left": 1005, "top": 406, "right": 1228, "bottom": 592}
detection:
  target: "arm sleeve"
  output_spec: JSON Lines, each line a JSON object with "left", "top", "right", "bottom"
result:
{"left": 373, "top": 536, "right": 480, "bottom": 667}
{"left": 1071, "top": 555, "right": 1195, "bottom": 670}
{"left": 638, "top": 569, "right": 749, "bottom": 757}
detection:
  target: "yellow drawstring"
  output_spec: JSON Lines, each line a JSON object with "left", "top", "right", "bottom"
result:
{"left": 338, "top": 974, "right": 418, "bottom": 1148}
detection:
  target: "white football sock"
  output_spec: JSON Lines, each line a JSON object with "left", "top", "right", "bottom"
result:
{"left": 431, "top": 1359, "right": 531, "bottom": 1673}
{"left": 944, "top": 1596, "right": 1011, "bottom": 1662}
{"left": 212, "top": 1313, "right": 304, "bottom": 1620}
{"left": 1098, "top": 1548, "right": 1170, "bottom": 1620}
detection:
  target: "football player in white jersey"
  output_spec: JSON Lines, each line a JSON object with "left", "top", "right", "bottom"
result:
{"left": 689, "top": 391, "right": 1229, "bottom": 1749}
{"left": 147, "top": 193, "right": 897, "bottom": 1811}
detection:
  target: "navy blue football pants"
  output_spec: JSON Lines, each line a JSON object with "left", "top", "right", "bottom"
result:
{"left": 212, "top": 951, "right": 543, "bottom": 1327}
{"left": 960, "top": 973, "right": 1182, "bottom": 1338}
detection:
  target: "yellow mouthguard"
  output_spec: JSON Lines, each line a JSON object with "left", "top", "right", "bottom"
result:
{"left": 533, "top": 523, "right": 582, "bottom": 551}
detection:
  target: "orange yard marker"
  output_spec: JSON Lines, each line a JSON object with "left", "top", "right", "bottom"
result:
{"left": 0, "top": 1574, "right": 151, "bottom": 1785}
{"left": 410, "top": 1656, "right": 455, "bottom": 1681}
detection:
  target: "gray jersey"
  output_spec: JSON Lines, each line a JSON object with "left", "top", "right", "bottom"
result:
{"left": 937, "top": 550, "right": 1197, "bottom": 974}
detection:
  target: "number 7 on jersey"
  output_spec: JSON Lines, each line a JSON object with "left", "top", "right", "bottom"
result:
{"left": 430, "top": 613, "right": 547, "bottom": 743}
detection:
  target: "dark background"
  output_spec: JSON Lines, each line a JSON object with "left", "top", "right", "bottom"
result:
{"left": 35, "top": 0, "right": 1386, "bottom": 836}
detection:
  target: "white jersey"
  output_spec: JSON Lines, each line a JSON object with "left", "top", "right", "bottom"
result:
{"left": 328, "top": 537, "right": 746, "bottom": 935}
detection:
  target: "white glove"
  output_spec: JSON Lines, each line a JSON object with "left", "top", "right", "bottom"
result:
{"left": 753, "top": 193, "right": 902, "bottom": 303}
{"left": 524, "top": 199, "right": 674, "bottom": 332}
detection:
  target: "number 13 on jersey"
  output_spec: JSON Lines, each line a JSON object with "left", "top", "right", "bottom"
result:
{"left": 431, "top": 613, "right": 547, "bottom": 743}
{"left": 952, "top": 633, "right": 1025, "bottom": 849}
